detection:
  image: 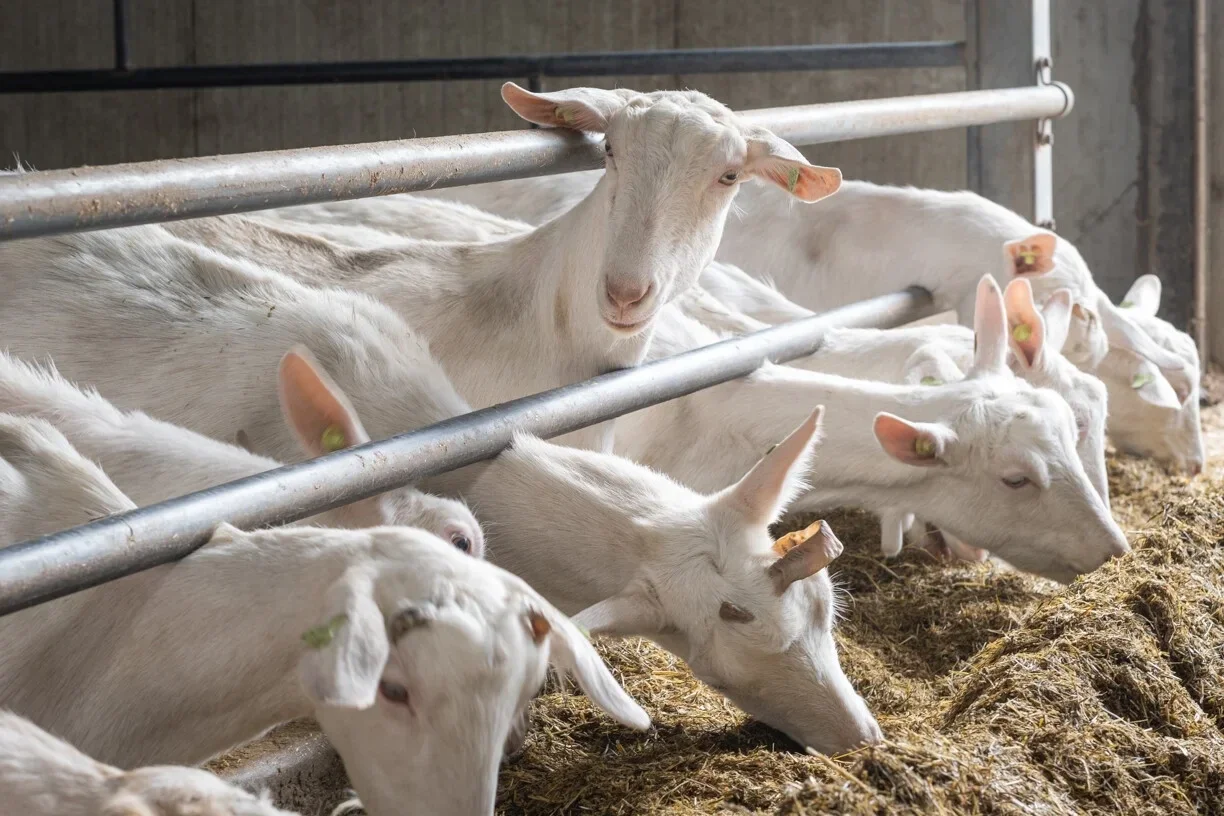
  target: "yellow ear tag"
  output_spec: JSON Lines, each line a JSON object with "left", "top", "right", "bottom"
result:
{"left": 1018, "top": 250, "right": 1038, "bottom": 268}
{"left": 913, "top": 437, "right": 936, "bottom": 458}
{"left": 555, "top": 106, "right": 574, "bottom": 125}
{"left": 786, "top": 165, "right": 801, "bottom": 194}
{"left": 1012, "top": 323, "right": 1033, "bottom": 343}
{"left": 301, "top": 613, "right": 348, "bottom": 649}
{"left": 772, "top": 520, "right": 825, "bottom": 557}
{"left": 1132, "top": 372, "right": 1154, "bottom": 389}
{"left": 320, "top": 424, "right": 347, "bottom": 453}
{"left": 920, "top": 376, "right": 942, "bottom": 386}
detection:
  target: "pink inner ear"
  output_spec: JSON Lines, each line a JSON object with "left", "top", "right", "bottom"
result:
{"left": 873, "top": 413, "right": 941, "bottom": 466}
{"left": 1005, "top": 234, "right": 1057, "bottom": 277}
{"left": 1003, "top": 280, "right": 1044, "bottom": 368}
{"left": 500, "top": 83, "right": 566, "bottom": 128}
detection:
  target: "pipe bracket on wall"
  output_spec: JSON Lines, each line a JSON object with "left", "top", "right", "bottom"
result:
{"left": 1032, "top": 0, "right": 1056, "bottom": 231}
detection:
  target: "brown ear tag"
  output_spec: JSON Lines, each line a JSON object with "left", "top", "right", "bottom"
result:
{"left": 526, "top": 609, "right": 551, "bottom": 644}
{"left": 772, "top": 519, "right": 826, "bottom": 557}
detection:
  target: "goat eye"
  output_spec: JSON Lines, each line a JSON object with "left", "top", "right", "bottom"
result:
{"left": 1002, "top": 476, "right": 1031, "bottom": 489}
{"left": 719, "top": 171, "right": 740, "bottom": 186}
{"left": 603, "top": 140, "right": 613, "bottom": 157}
{"left": 719, "top": 601, "right": 755, "bottom": 623}
{"left": 449, "top": 532, "right": 471, "bottom": 553}
{"left": 379, "top": 680, "right": 410, "bottom": 706}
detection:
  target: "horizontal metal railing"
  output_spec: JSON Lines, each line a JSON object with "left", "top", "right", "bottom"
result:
{"left": 0, "top": 42, "right": 967, "bottom": 94}
{"left": 0, "top": 289, "right": 938, "bottom": 615}
{"left": 0, "top": 84, "right": 1073, "bottom": 242}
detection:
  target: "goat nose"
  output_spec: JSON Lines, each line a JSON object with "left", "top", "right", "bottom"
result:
{"left": 605, "top": 279, "right": 652, "bottom": 310}
{"left": 1189, "top": 459, "right": 1204, "bottom": 476}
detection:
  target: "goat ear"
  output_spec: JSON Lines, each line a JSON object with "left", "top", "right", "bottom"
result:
{"left": 719, "top": 407, "right": 823, "bottom": 525}
{"left": 100, "top": 792, "right": 156, "bottom": 816}
{"left": 970, "top": 275, "right": 1010, "bottom": 375}
{"left": 1003, "top": 232, "right": 1057, "bottom": 277}
{"left": 278, "top": 346, "right": 371, "bottom": 458}
{"left": 1120, "top": 274, "right": 1162, "bottom": 317}
{"left": 501, "top": 82, "right": 632, "bottom": 132}
{"left": 745, "top": 131, "right": 842, "bottom": 202}
{"left": 1105, "top": 350, "right": 1182, "bottom": 409}
{"left": 769, "top": 520, "right": 843, "bottom": 593}
{"left": 873, "top": 413, "right": 955, "bottom": 467}
{"left": 572, "top": 587, "right": 666, "bottom": 638}
{"left": 1003, "top": 278, "right": 1047, "bottom": 370}
{"left": 298, "top": 569, "right": 389, "bottom": 709}
{"left": 534, "top": 603, "right": 651, "bottom": 731}
{"left": 1096, "top": 295, "right": 1193, "bottom": 403}
{"left": 1041, "top": 289, "right": 1075, "bottom": 354}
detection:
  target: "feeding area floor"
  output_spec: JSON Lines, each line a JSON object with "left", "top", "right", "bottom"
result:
{"left": 491, "top": 397, "right": 1224, "bottom": 815}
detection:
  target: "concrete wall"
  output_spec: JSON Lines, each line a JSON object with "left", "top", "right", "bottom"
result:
{"left": 0, "top": 0, "right": 1203, "bottom": 345}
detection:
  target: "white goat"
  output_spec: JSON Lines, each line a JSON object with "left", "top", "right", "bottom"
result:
{"left": 0, "top": 352, "right": 483, "bottom": 553}
{"left": 614, "top": 277, "right": 1129, "bottom": 584}
{"left": 406, "top": 172, "right": 1204, "bottom": 475}
{"left": 0, "top": 441, "right": 647, "bottom": 816}
{"left": 0, "top": 226, "right": 875, "bottom": 756}
{"left": 0, "top": 228, "right": 493, "bottom": 528}
{"left": 162, "top": 82, "right": 841, "bottom": 451}
{"left": 0, "top": 413, "right": 136, "bottom": 545}
{"left": 428, "top": 409, "right": 883, "bottom": 755}
{"left": 0, "top": 710, "right": 295, "bottom": 816}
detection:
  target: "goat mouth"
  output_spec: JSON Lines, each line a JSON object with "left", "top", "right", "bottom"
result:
{"left": 603, "top": 315, "right": 650, "bottom": 334}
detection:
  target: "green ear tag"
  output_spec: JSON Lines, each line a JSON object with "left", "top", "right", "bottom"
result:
{"left": 920, "top": 376, "right": 942, "bottom": 387}
{"left": 301, "top": 613, "right": 348, "bottom": 649}
{"left": 1132, "top": 372, "right": 1154, "bottom": 389}
{"left": 1012, "top": 323, "right": 1033, "bottom": 343}
{"left": 1120, "top": 300, "right": 1135, "bottom": 309}
{"left": 320, "top": 424, "right": 347, "bottom": 453}
{"left": 913, "top": 437, "right": 936, "bottom": 458}
{"left": 786, "top": 165, "right": 801, "bottom": 194}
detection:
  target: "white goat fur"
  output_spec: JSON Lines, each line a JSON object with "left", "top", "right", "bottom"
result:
{"left": 161, "top": 82, "right": 841, "bottom": 452}
{"left": 0, "top": 353, "right": 483, "bottom": 553}
{"left": 0, "top": 217, "right": 878, "bottom": 755}
{"left": 0, "top": 710, "right": 294, "bottom": 816}
{"left": 428, "top": 411, "right": 883, "bottom": 755}
{"left": 260, "top": 191, "right": 1127, "bottom": 583}
{"left": 405, "top": 171, "right": 1204, "bottom": 474}
{"left": 0, "top": 424, "right": 647, "bottom": 816}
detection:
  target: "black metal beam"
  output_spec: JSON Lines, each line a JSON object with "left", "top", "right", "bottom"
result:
{"left": 0, "top": 42, "right": 965, "bottom": 94}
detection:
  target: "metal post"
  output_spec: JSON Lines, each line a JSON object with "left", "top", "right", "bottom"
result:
{"left": 1194, "top": 0, "right": 1209, "bottom": 359}
{"left": 0, "top": 289, "right": 937, "bottom": 617}
{"left": 0, "top": 85, "right": 1073, "bottom": 241}
{"left": 1032, "top": 0, "right": 1055, "bottom": 230}
{"left": 112, "top": 0, "right": 130, "bottom": 72}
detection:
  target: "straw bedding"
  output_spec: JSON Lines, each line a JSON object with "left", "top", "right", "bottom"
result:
{"left": 495, "top": 404, "right": 1224, "bottom": 815}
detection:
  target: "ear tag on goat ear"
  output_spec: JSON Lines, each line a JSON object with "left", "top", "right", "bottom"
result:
{"left": 1132, "top": 372, "right": 1154, "bottom": 389}
{"left": 320, "top": 424, "right": 347, "bottom": 453}
{"left": 772, "top": 519, "right": 825, "bottom": 557}
{"left": 920, "top": 376, "right": 942, "bottom": 386}
{"left": 1017, "top": 249, "right": 1037, "bottom": 268}
{"left": 526, "top": 609, "right": 551, "bottom": 644}
{"left": 913, "top": 437, "right": 937, "bottom": 458}
{"left": 1120, "top": 300, "right": 1135, "bottom": 309}
{"left": 786, "top": 166, "right": 801, "bottom": 194}
{"left": 301, "top": 613, "right": 348, "bottom": 649}
{"left": 555, "top": 106, "right": 574, "bottom": 126}
{"left": 1011, "top": 322, "right": 1033, "bottom": 343}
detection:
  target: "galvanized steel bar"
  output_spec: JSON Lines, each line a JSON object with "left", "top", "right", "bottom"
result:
{"left": 0, "top": 84, "right": 1072, "bottom": 241}
{"left": 0, "top": 42, "right": 965, "bottom": 94}
{"left": 0, "top": 288, "right": 937, "bottom": 616}
{"left": 1031, "top": 0, "right": 1056, "bottom": 230}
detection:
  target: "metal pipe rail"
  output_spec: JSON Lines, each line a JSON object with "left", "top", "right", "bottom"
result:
{"left": 0, "top": 42, "right": 966, "bottom": 95}
{"left": 0, "top": 288, "right": 936, "bottom": 616}
{"left": 0, "top": 83, "right": 1073, "bottom": 242}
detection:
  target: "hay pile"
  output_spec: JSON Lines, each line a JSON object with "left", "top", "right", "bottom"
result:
{"left": 497, "top": 437, "right": 1224, "bottom": 814}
